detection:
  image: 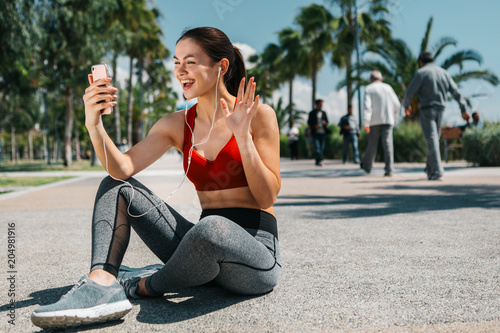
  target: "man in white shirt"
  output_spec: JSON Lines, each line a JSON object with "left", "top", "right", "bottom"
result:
{"left": 360, "top": 71, "right": 401, "bottom": 176}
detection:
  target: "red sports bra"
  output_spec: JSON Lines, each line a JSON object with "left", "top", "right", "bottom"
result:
{"left": 183, "top": 104, "right": 248, "bottom": 191}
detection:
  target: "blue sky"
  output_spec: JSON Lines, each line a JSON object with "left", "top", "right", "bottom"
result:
{"left": 151, "top": 0, "right": 499, "bottom": 125}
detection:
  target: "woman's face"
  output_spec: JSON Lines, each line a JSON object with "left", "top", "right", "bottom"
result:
{"left": 174, "top": 38, "right": 219, "bottom": 100}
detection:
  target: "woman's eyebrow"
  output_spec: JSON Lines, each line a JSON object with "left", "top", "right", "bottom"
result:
{"left": 173, "top": 54, "right": 196, "bottom": 60}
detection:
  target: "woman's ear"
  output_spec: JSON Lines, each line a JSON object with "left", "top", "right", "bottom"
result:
{"left": 219, "top": 58, "right": 230, "bottom": 76}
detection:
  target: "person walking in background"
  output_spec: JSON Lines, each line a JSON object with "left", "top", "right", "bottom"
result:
{"left": 403, "top": 52, "right": 470, "bottom": 181}
{"left": 471, "top": 112, "right": 484, "bottom": 129}
{"left": 287, "top": 121, "right": 300, "bottom": 160}
{"left": 338, "top": 105, "right": 360, "bottom": 164}
{"left": 360, "top": 71, "right": 401, "bottom": 176}
{"left": 307, "top": 99, "right": 329, "bottom": 166}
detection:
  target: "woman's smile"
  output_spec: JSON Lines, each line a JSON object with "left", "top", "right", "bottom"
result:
{"left": 181, "top": 79, "right": 195, "bottom": 90}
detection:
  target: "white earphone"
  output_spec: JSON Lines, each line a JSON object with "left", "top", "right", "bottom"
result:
{"left": 100, "top": 64, "right": 224, "bottom": 218}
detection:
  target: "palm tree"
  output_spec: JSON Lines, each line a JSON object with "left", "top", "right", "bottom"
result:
{"left": 38, "top": 0, "right": 118, "bottom": 167}
{"left": 142, "top": 60, "right": 178, "bottom": 131}
{"left": 295, "top": 4, "right": 334, "bottom": 109}
{"left": 247, "top": 43, "right": 283, "bottom": 104}
{"left": 422, "top": 17, "right": 499, "bottom": 88}
{"left": 277, "top": 28, "right": 309, "bottom": 127}
{"left": 361, "top": 37, "right": 417, "bottom": 97}
{"left": 122, "top": 2, "right": 168, "bottom": 145}
{"left": 270, "top": 97, "right": 307, "bottom": 131}
{"left": 104, "top": 2, "right": 131, "bottom": 145}
{"left": 325, "top": 0, "right": 392, "bottom": 108}
{"left": 362, "top": 17, "right": 499, "bottom": 118}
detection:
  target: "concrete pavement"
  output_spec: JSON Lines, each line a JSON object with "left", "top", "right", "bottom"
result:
{"left": 1, "top": 154, "right": 499, "bottom": 332}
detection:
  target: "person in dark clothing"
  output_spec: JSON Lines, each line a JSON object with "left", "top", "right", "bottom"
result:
{"left": 338, "top": 105, "right": 360, "bottom": 164}
{"left": 307, "top": 99, "right": 329, "bottom": 166}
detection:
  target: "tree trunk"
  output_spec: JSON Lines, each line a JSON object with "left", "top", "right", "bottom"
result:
{"left": 28, "top": 130, "right": 34, "bottom": 161}
{"left": 311, "top": 63, "right": 317, "bottom": 110}
{"left": 0, "top": 132, "right": 5, "bottom": 164}
{"left": 63, "top": 86, "right": 73, "bottom": 167}
{"left": 112, "top": 52, "right": 121, "bottom": 144}
{"left": 74, "top": 120, "right": 81, "bottom": 162}
{"left": 127, "top": 57, "right": 134, "bottom": 147}
{"left": 10, "top": 126, "right": 16, "bottom": 164}
{"left": 54, "top": 113, "right": 60, "bottom": 162}
{"left": 288, "top": 77, "right": 294, "bottom": 128}
{"left": 345, "top": 56, "right": 354, "bottom": 111}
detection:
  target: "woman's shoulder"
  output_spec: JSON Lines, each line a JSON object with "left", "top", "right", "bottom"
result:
{"left": 253, "top": 103, "right": 277, "bottom": 124}
{"left": 149, "top": 109, "right": 187, "bottom": 144}
{"left": 251, "top": 103, "right": 279, "bottom": 136}
{"left": 156, "top": 109, "right": 187, "bottom": 127}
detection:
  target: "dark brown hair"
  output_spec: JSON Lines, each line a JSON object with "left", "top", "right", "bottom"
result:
{"left": 177, "top": 27, "right": 246, "bottom": 96}
{"left": 418, "top": 51, "right": 434, "bottom": 64}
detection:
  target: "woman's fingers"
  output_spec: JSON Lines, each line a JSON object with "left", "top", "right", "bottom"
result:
{"left": 237, "top": 77, "right": 246, "bottom": 101}
{"left": 220, "top": 98, "right": 230, "bottom": 117}
{"left": 84, "top": 84, "right": 117, "bottom": 102}
{"left": 243, "top": 77, "right": 255, "bottom": 104}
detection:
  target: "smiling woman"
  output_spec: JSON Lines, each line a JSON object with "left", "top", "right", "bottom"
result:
{"left": 31, "top": 26, "right": 282, "bottom": 330}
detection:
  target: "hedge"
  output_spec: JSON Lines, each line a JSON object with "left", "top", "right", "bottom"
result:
{"left": 281, "top": 121, "right": 427, "bottom": 163}
{"left": 462, "top": 122, "right": 500, "bottom": 166}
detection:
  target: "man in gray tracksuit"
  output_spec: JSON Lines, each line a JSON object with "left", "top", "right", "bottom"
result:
{"left": 403, "top": 52, "right": 471, "bottom": 180}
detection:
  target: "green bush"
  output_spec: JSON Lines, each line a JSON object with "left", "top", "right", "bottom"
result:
{"left": 393, "top": 121, "right": 427, "bottom": 162}
{"left": 463, "top": 122, "right": 500, "bottom": 166}
{"left": 280, "top": 121, "right": 428, "bottom": 162}
{"left": 324, "top": 125, "right": 343, "bottom": 160}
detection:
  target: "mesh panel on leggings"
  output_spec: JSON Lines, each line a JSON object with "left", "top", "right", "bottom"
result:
{"left": 100, "top": 196, "right": 131, "bottom": 277}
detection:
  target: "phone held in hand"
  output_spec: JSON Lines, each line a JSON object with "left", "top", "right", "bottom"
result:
{"left": 91, "top": 63, "right": 112, "bottom": 115}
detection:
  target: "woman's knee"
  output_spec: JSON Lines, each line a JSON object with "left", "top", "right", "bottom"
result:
{"left": 97, "top": 176, "right": 125, "bottom": 193}
{"left": 186, "top": 217, "right": 233, "bottom": 248}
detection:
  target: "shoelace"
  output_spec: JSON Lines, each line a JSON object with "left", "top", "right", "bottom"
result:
{"left": 61, "top": 279, "right": 86, "bottom": 299}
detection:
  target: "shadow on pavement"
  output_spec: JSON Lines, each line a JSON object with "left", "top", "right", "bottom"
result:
{"left": 280, "top": 164, "right": 473, "bottom": 179}
{"left": 276, "top": 184, "right": 500, "bottom": 219}
{"left": 4, "top": 282, "right": 257, "bottom": 330}
{"left": 134, "top": 284, "right": 257, "bottom": 325}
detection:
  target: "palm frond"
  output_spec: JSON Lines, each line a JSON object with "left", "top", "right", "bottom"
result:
{"left": 452, "top": 70, "right": 499, "bottom": 86}
{"left": 420, "top": 17, "right": 433, "bottom": 53}
{"left": 441, "top": 50, "right": 483, "bottom": 71}
{"left": 431, "top": 37, "right": 457, "bottom": 59}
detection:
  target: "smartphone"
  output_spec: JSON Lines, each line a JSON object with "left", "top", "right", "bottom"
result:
{"left": 91, "top": 63, "right": 112, "bottom": 115}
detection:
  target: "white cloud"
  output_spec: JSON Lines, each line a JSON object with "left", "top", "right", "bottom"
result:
{"left": 233, "top": 42, "right": 257, "bottom": 69}
{"left": 271, "top": 78, "right": 358, "bottom": 126}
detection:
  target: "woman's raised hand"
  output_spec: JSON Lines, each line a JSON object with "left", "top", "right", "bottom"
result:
{"left": 82, "top": 74, "right": 118, "bottom": 128}
{"left": 220, "top": 77, "right": 260, "bottom": 139}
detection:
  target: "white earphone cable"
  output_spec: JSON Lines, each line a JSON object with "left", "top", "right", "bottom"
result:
{"left": 100, "top": 66, "right": 222, "bottom": 218}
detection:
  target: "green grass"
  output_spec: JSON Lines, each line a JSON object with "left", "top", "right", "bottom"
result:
{"left": 0, "top": 176, "right": 74, "bottom": 188}
{"left": 0, "top": 160, "right": 104, "bottom": 172}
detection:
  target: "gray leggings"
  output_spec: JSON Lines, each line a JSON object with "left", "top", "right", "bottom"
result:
{"left": 90, "top": 176, "right": 281, "bottom": 296}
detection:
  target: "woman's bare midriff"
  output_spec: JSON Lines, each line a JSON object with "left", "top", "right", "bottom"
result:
{"left": 197, "top": 186, "right": 275, "bottom": 216}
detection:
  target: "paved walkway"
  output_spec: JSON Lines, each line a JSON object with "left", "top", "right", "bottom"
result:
{"left": 1, "top": 154, "right": 499, "bottom": 332}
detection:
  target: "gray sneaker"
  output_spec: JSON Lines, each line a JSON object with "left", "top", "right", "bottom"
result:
{"left": 117, "top": 264, "right": 163, "bottom": 299}
{"left": 31, "top": 275, "right": 132, "bottom": 329}
{"left": 117, "top": 264, "right": 163, "bottom": 280}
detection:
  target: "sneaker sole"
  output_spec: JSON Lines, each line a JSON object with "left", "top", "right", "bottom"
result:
{"left": 31, "top": 299, "right": 132, "bottom": 329}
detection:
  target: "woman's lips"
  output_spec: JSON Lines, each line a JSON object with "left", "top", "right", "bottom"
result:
{"left": 181, "top": 79, "right": 195, "bottom": 90}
